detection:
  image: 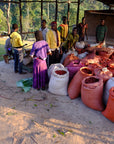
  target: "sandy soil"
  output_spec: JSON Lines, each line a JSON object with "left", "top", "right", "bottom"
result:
{"left": 0, "top": 60, "right": 114, "bottom": 144}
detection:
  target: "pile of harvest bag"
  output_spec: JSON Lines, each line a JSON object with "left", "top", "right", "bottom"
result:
{"left": 48, "top": 47, "right": 114, "bottom": 122}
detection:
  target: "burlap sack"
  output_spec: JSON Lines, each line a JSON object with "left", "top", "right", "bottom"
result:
{"left": 102, "top": 87, "right": 114, "bottom": 122}
{"left": 68, "top": 67, "right": 93, "bottom": 99}
{"left": 81, "top": 76, "right": 104, "bottom": 111}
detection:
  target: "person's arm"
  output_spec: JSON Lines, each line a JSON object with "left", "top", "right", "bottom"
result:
{"left": 96, "top": 26, "right": 99, "bottom": 43}
{"left": 66, "top": 34, "right": 72, "bottom": 49}
{"left": 46, "top": 41, "right": 52, "bottom": 55}
{"left": 58, "top": 31, "right": 61, "bottom": 47}
{"left": 47, "top": 50, "right": 52, "bottom": 55}
{"left": 57, "top": 26, "right": 62, "bottom": 33}
{"left": 30, "top": 43, "right": 35, "bottom": 58}
{"left": 103, "top": 26, "right": 107, "bottom": 42}
{"left": 74, "top": 34, "right": 79, "bottom": 49}
{"left": 85, "top": 24, "right": 88, "bottom": 40}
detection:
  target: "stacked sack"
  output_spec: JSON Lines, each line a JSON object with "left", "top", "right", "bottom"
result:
{"left": 103, "top": 77, "right": 114, "bottom": 105}
{"left": 81, "top": 76, "right": 104, "bottom": 111}
{"left": 68, "top": 67, "right": 93, "bottom": 99}
{"left": 102, "top": 87, "right": 114, "bottom": 122}
{"left": 94, "top": 67, "right": 113, "bottom": 83}
{"left": 48, "top": 63, "right": 64, "bottom": 79}
{"left": 63, "top": 53, "right": 79, "bottom": 67}
{"left": 48, "top": 67, "right": 69, "bottom": 96}
{"left": 108, "top": 61, "right": 114, "bottom": 76}
{"left": 66, "top": 60, "right": 84, "bottom": 81}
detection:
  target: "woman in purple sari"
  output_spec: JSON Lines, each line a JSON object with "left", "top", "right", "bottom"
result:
{"left": 30, "top": 30, "right": 51, "bottom": 90}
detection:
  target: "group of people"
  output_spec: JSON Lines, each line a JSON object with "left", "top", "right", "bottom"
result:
{"left": 30, "top": 16, "right": 80, "bottom": 90}
{"left": 4, "top": 16, "right": 108, "bottom": 90}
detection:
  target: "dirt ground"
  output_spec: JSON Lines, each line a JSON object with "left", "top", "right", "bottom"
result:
{"left": 0, "top": 60, "right": 114, "bottom": 144}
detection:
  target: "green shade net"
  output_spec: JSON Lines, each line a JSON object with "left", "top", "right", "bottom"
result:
{"left": 16, "top": 78, "right": 33, "bottom": 92}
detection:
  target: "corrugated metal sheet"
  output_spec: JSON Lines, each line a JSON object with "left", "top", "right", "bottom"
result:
{"left": 97, "top": 0, "right": 114, "bottom": 6}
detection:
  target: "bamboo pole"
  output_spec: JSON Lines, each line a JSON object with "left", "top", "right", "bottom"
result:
{"left": 0, "top": 0, "right": 19, "bottom": 4}
{"left": 7, "top": 0, "right": 11, "bottom": 34}
{"left": 55, "top": 0, "right": 58, "bottom": 22}
{"left": 41, "top": 0, "right": 43, "bottom": 20}
{"left": 47, "top": 2, "right": 49, "bottom": 18}
{"left": 76, "top": 0, "right": 80, "bottom": 26}
{"left": 67, "top": 0, "right": 70, "bottom": 33}
{"left": 19, "top": 0, "right": 22, "bottom": 36}
{"left": 20, "top": 1, "right": 78, "bottom": 3}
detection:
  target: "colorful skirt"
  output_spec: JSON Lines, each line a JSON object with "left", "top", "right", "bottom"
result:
{"left": 33, "top": 58, "right": 48, "bottom": 89}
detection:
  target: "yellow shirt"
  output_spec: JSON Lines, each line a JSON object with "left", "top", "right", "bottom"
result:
{"left": 46, "top": 29, "right": 61, "bottom": 50}
{"left": 10, "top": 32, "right": 23, "bottom": 48}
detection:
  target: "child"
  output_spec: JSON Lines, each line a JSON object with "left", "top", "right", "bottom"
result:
{"left": 30, "top": 30, "right": 52, "bottom": 90}
{"left": 3, "top": 33, "right": 14, "bottom": 64}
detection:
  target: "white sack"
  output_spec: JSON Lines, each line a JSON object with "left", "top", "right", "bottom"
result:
{"left": 48, "top": 68, "right": 69, "bottom": 96}
{"left": 48, "top": 63, "right": 64, "bottom": 79}
{"left": 103, "top": 77, "right": 114, "bottom": 105}
{"left": 78, "top": 52, "right": 88, "bottom": 59}
{"left": 76, "top": 41, "right": 85, "bottom": 49}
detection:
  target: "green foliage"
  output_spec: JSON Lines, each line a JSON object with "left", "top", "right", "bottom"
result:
{"left": 0, "top": 0, "right": 108, "bottom": 34}
{"left": 16, "top": 78, "right": 33, "bottom": 92}
{"left": 34, "top": 104, "right": 37, "bottom": 107}
{"left": 10, "top": 4, "right": 19, "bottom": 27}
{"left": 6, "top": 112, "right": 17, "bottom": 115}
{"left": 0, "top": 38, "right": 6, "bottom": 61}
{"left": 0, "top": 9, "right": 7, "bottom": 31}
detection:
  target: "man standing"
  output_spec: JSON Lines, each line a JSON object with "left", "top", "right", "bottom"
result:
{"left": 96, "top": 19, "right": 107, "bottom": 46}
{"left": 10, "top": 24, "right": 26, "bottom": 74}
{"left": 58, "top": 16, "right": 68, "bottom": 44}
{"left": 39, "top": 19, "right": 49, "bottom": 41}
{"left": 46, "top": 21, "right": 61, "bottom": 66}
{"left": 77, "top": 17, "right": 88, "bottom": 42}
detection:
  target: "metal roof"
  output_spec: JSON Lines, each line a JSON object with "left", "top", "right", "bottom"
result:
{"left": 97, "top": 0, "right": 114, "bottom": 6}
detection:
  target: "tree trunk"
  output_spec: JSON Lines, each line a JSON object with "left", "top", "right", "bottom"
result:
{"left": 47, "top": 2, "right": 49, "bottom": 18}
{"left": 7, "top": 0, "right": 11, "bottom": 34}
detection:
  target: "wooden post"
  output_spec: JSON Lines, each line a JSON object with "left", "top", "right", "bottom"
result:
{"left": 55, "top": 0, "right": 58, "bottom": 22}
{"left": 7, "top": 0, "right": 11, "bottom": 34}
{"left": 76, "top": 0, "right": 80, "bottom": 26}
{"left": 109, "top": 6, "right": 111, "bottom": 10}
{"left": 67, "top": 0, "right": 70, "bottom": 33}
{"left": 47, "top": 2, "right": 49, "bottom": 18}
{"left": 41, "top": 0, "right": 43, "bottom": 21}
{"left": 19, "top": 0, "right": 22, "bottom": 36}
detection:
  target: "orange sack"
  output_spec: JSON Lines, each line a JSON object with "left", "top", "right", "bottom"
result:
{"left": 94, "top": 67, "right": 113, "bottom": 83}
{"left": 98, "top": 51, "right": 111, "bottom": 58}
{"left": 108, "top": 61, "right": 114, "bottom": 76}
{"left": 81, "top": 76, "right": 104, "bottom": 111}
{"left": 63, "top": 54, "right": 78, "bottom": 67}
{"left": 68, "top": 67, "right": 93, "bottom": 99}
{"left": 102, "top": 87, "right": 114, "bottom": 122}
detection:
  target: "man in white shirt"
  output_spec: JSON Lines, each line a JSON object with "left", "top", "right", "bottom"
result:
{"left": 39, "top": 19, "right": 49, "bottom": 41}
